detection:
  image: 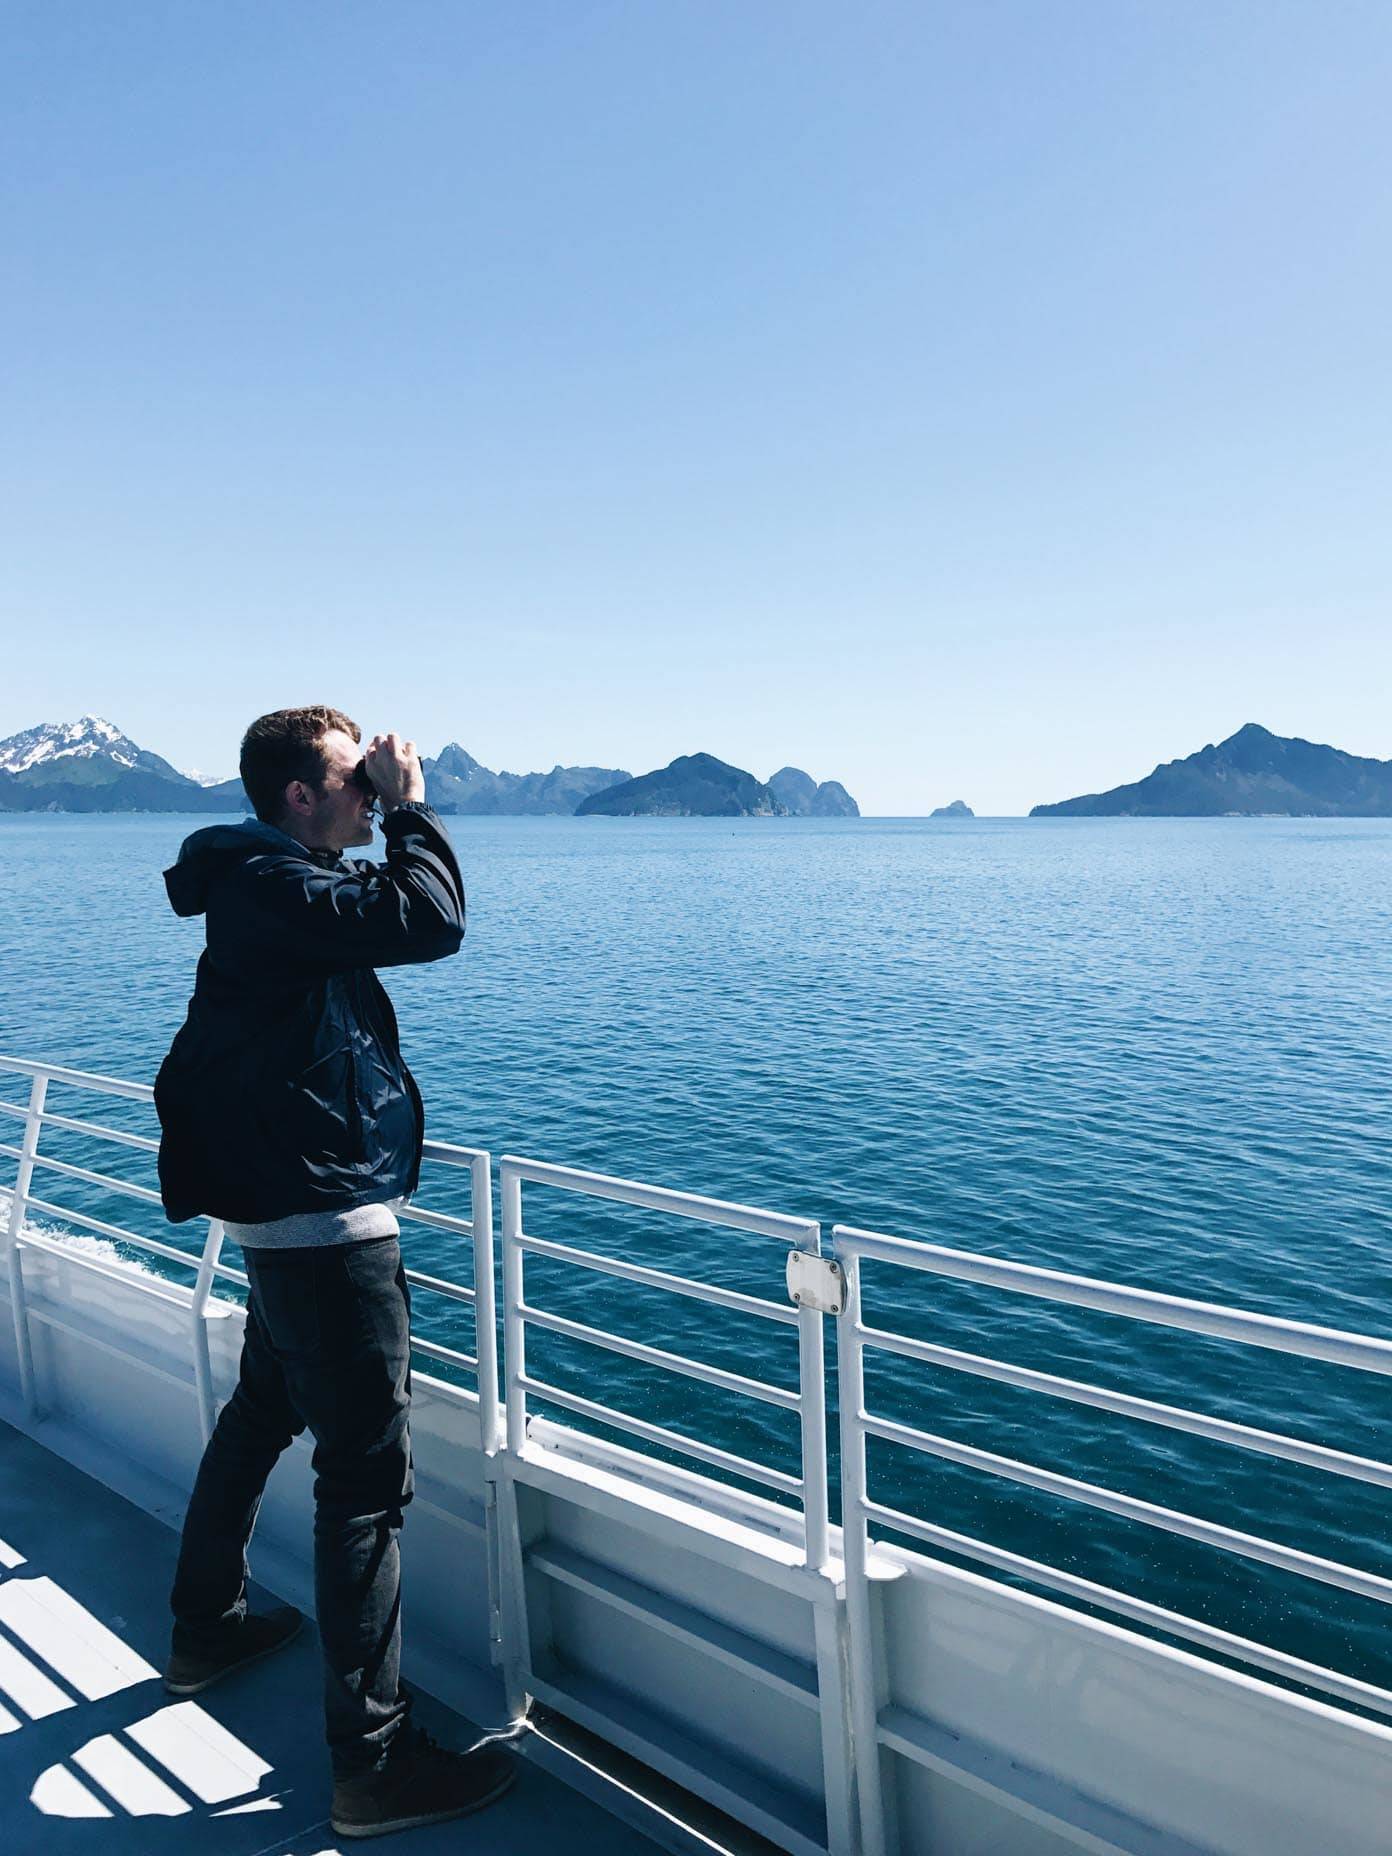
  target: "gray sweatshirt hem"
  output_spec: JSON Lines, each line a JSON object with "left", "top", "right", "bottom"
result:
{"left": 224, "top": 1198, "right": 404, "bottom": 1250}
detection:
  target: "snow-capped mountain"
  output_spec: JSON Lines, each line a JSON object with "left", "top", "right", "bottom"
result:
{"left": 180, "top": 767, "right": 231, "bottom": 788}
{"left": 0, "top": 715, "right": 189, "bottom": 783}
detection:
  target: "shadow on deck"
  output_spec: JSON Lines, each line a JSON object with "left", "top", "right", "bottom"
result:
{"left": 0, "top": 1421, "right": 663, "bottom": 1856}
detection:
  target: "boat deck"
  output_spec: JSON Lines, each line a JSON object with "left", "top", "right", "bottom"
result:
{"left": 0, "top": 1422, "right": 661, "bottom": 1856}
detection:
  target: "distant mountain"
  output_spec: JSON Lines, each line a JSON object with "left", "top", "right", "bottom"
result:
{"left": 0, "top": 770, "right": 241, "bottom": 813}
{"left": 422, "top": 745, "right": 630, "bottom": 816}
{"left": 1032, "top": 725, "right": 1392, "bottom": 817}
{"left": 930, "top": 800, "right": 974, "bottom": 818}
{"left": 197, "top": 776, "right": 251, "bottom": 809}
{"left": 0, "top": 715, "right": 187, "bottom": 783}
{"left": 767, "top": 767, "right": 860, "bottom": 818}
{"left": 577, "top": 752, "right": 789, "bottom": 817}
{"left": 0, "top": 716, "right": 847, "bottom": 821}
{"left": 0, "top": 715, "right": 243, "bottom": 813}
{"left": 423, "top": 743, "right": 494, "bottom": 810}
{"left": 0, "top": 719, "right": 626, "bottom": 817}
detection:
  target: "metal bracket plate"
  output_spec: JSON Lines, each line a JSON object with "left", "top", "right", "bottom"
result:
{"left": 786, "top": 1250, "right": 846, "bottom": 1316}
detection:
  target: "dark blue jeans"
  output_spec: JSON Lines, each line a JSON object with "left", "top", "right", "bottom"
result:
{"left": 170, "top": 1236, "right": 414, "bottom": 1775}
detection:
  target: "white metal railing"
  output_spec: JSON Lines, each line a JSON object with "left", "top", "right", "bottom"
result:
{"left": 492, "top": 1152, "right": 851, "bottom": 1856}
{"left": 0, "top": 1056, "right": 498, "bottom": 1454}
{"left": 8, "top": 1051, "right": 1392, "bottom": 1856}
{"left": 831, "top": 1222, "right": 1392, "bottom": 1856}
{"left": 400, "top": 1142, "right": 500, "bottom": 1453}
{"left": 498, "top": 1153, "right": 831, "bottom": 1571}
{"left": 1, "top": 1056, "right": 239, "bottom": 1443}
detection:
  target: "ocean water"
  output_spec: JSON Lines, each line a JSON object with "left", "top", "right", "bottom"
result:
{"left": 2, "top": 812, "right": 1390, "bottom": 1697}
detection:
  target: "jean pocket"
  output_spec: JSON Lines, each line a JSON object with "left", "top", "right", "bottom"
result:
{"left": 245, "top": 1251, "right": 324, "bottom": 1359}
{"left": 340, "top": 1233, "right": 403, "bottom": 1292}
{"left": 337, "top": 1237, "right": 412, "bottom": 1364}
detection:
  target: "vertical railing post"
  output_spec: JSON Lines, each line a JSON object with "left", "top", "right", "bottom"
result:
{"left": 471, "top": 1154, "right": 501, "bottom": 1457}
{"left": 814, "top": 1601, "right": 858, "bottom": 1856}
{"left": 6, "top": 1073, "right": 48, "bottom": 1420}
{"left": 500, "top": 1160, "right": 527, "bottom": 1455}
{"left": 494, "top": 1157, "right": 533, "bottom": 1720}
{"left": 796, "top": 1223, "right": 831, "bottom": 1571}
{"left": 469, "top": 1143, "right": 512, "bottom": 1685}
{"left": 189, "top": 1217, "right": 225, "bottom": 1446}
{"left": 837, "top": 1245, "right": 889, "bottom": 1856}
{"left": 792, "top": 1223, "right": 854, "bottom": 1851}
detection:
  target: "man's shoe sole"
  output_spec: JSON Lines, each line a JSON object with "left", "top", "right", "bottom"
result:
{"left": 163, "top": 1613, "right": 305, "bottom": 1696}
{"left": 330, "top": 1762, "right": 518, "bottom": 1839}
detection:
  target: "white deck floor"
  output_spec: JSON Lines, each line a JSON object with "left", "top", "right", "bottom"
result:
{"left": 0, "top": 1422, "right": 665, "bottom": 1856}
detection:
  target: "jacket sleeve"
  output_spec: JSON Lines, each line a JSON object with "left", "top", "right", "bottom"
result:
{"left": 234, "top": 805, "right": 466, "bottom": 974}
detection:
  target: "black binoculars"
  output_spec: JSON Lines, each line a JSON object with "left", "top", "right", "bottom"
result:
{"left": 349, "top": 759, "right": 377, "bottom": 797}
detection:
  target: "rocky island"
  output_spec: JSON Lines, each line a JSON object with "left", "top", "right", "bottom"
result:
{"left": 767, "top": 767, "right": 860, "bottom": 817}
{"left": 930, "top": 800, "right": 974, "bottom": 818}
{"left": 576, "top": 752, "right": 789, "bottom": 817}
{"left": 1032, "top": 724, "right": 1392, "bottom": 817}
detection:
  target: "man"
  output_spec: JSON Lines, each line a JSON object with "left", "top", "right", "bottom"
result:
{"left": 154, "top": 705, "right": 515, "bottom": 1839}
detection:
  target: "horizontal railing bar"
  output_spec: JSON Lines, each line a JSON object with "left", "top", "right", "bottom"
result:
{"left": 411, "top": 1335, "right": 479, "bottom": 1371}
{"left": 22, "top": 1218, "right": 281, "bottom": 1295}
{"left": 503, "top": 1153, "right": 818, "bottom": 1245}
{"left": 0, "top": 1055, "right": 154, "bottom": 1102}
{"left": 858, "top": 1497, "right": 1392, "bottom": 1723}
{"left": 517, "top": 1373, "right": 804, "bottom": 1496}
{"left": 2, "top": 1110, "right": 160, "bottom": 1160}
{"left": 527, "top": 1415, "right": 810, "bottom": 1550}
{"left": 105, "top": 1230, "right": 205, "bottom": 1273}
{"left": 0, "top": 1177, "right": 232, "bottom": 1289}
{"left": 21, "top": 1194, "right": 201, "bottom": 1271}
{"left": 862, "top": 1410, "right": 1392, "bottom": 1606}
{"left": 410, "top": 1371, "right": 483, "bottom": 1412}
{"left": 420, "top": 1138, "right": 489, "bottom": 1168}
{"left": 16, "top": 1231, "right": 200, "bottom": 1308}
{"left": 35, "top": 1108, "right": 160, "bottom": 1152}
{"left": 859, "top": 1323, "right": 1392, "bottom": 1489}
{"left": 24, "top": 1150, "right": 163, "bottom": 1205}
{"left": 0, "top": 1141, "right": 25, "bottom": 1163}
{"left": 517, "top": 1300, "right": 802, "bottom": 1411}
{"left": 398, "top": 1203, "right": 474, "bottom": 1237}
{"left": 517, "top": 1232, "right": 799, "bottom": 1326}
{"left": 835, "top": 1225, "right": 1392, "bottom": 1376}
{"left": 526, "top": 1539, "right": 822, "bottom": 1706}
{"left": 12, "top": 1189, "right": 316, "bottom": 1297}
{"left": 403, "top": 1267, "right": 477, "bottom": 1305}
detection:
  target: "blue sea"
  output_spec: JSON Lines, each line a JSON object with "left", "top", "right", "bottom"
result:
{"left": 2, "top": 813, "right": 1390, "bottom": 1698}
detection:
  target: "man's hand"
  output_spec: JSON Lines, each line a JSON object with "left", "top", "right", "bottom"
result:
{"left": 363, "top": 734, "right": 427, "bottom": 811}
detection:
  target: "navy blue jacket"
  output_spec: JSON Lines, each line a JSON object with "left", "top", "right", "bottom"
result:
{"left": 155, "top": 804, "right": 465, "bottom": 1225}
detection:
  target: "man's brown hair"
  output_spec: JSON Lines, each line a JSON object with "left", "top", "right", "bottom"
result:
{"left": 240, "top": 706, "right": 361, "bottom": 824}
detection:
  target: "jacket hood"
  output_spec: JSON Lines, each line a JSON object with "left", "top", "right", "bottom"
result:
{"left": 164, "top": 819, "right": 321, "bottom": 917}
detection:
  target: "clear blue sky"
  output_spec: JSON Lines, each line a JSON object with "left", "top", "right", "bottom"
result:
{"left": 4, "top": 3, "right": 1390, "bottom": 813}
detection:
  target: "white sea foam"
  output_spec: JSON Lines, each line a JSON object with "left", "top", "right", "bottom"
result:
{"left": 0, "top": 1187, "right": 162, "bottom": 1280}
